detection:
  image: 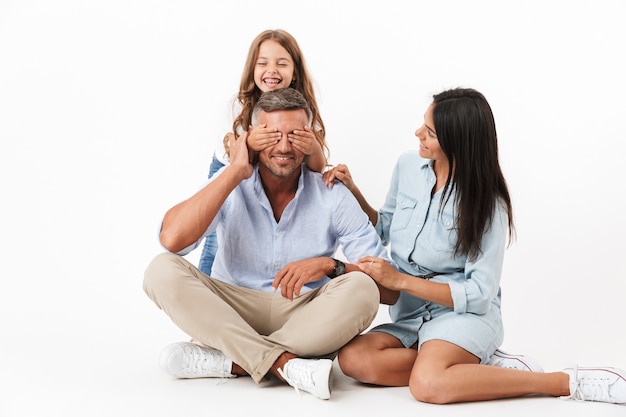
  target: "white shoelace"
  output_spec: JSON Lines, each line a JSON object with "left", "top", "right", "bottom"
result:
{"left": 568, "top": 366, "right": 612, "bottom": 403}
{"left": 277, "top": 362, "right": 315, "bottom": 397}
{"left": 185, "top": 345, "right": 227, "bottom": 376}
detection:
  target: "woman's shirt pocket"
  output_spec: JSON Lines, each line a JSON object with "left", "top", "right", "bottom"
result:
{"left": 428, "top": 211, "right": 458, "bottom": 252}
{"left": 390, "top": 192, "right": 418, "bottom": 232}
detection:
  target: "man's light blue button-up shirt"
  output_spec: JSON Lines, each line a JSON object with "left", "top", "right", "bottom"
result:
{"left": 175, "top": 165, "right": 392, "bottom": 293}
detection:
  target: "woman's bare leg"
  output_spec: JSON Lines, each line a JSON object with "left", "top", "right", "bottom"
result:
{"left": 409, "top": 340, "right": 569, "bottom": 404}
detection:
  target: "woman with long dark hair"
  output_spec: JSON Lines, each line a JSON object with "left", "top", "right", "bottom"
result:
{"left": 324, "top": 87, "right": 625, "bottom": 405}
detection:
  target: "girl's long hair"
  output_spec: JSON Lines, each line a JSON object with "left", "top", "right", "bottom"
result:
{"left": 223, "top": 29, "right": 328, "bottom": 163}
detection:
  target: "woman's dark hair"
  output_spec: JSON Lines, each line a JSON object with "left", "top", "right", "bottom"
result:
{"left": 433, "top": 88, "right": 514, "bottom": 260}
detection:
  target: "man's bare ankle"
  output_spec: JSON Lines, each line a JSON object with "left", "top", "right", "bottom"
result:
{"left": 231, "top": 363, "right": 248, "bottom": 376}
{"left": 271, "top": 353, "right": 297, "bottom": 381}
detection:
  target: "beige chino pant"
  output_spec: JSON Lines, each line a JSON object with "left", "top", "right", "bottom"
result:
{"left": 143, "top": 252, "right": 379, "bottom": 383}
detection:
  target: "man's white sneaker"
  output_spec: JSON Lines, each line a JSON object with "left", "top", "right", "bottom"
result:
{"left": 562, "top": 366, "right": 626, "bottom": 404}
{"left": 488, "top": 349, "right": 544, "bottom": 372}
{"left": 278, "top": 358, "right": 333, "bottom": 400}
{"left": 159, "top": 342, "right": 236, "bottom": 379}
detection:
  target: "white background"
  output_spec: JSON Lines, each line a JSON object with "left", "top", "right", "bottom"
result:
{"left": 1, "top": 1, "right": 625, "bottom": 416}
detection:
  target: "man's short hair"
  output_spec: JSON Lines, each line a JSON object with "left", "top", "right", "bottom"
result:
{"left": 251, "top": 88, "right": 313, "bottom": 126}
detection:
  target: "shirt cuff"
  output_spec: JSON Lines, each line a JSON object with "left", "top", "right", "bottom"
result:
{"left": 448, "top": 281, "right": 467, "bottom": 313}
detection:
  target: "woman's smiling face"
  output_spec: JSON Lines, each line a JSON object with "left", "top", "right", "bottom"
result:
{"left": 415, "top": 103, "right": 445, "bottom": 161}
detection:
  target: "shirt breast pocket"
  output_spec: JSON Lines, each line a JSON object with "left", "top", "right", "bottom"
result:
{"left": 391, "top": 192, "right": 418, "bottom": 232}
{"left": 431, "top": 212, "right": 458, "bottom": 252}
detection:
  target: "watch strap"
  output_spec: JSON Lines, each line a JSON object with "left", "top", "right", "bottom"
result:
{"left": 328, "top": 258, "right": 346, "bottom": 279}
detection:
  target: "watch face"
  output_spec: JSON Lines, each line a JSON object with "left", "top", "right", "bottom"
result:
{"left": 335, "top": 260, "right": 346, "bottom": 276}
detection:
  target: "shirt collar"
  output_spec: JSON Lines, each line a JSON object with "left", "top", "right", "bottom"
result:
{"left": 252, "top": 164, "right": 306, "bottom": 199}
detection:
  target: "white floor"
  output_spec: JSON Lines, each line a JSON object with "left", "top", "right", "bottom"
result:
{"left": 3, "top": 296, "right": 624, "bottom": 417}
{"left": 2, "top": 2, "right": 626, "bottom": 416}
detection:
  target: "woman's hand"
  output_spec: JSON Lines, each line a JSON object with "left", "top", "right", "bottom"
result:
{"left": 323, "top": 163, "right": 378, "bottom": 225}
{"left": 323, "top": 163, "right": 356, "bottom": 191}
{"left": 357, "top": 256, "right": 405, "bottom": 291}
{"left": 357, "top": 256, "right": 402, "bottom": 304}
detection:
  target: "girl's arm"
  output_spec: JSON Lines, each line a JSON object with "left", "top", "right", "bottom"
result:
{"left": 304, "top": 139, "right": 327, "bottom": 172}
{"left": 288, "top": 126, "right": 327, "bottom": 172}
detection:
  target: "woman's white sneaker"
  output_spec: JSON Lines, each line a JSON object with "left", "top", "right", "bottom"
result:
{"left": 159, "top": 342, "right": 236, "bottom": 379}
{"left": 488, "top": 349, "right": 544, "bottom": 372}
{"left": 562, "top": 366, "right": 626, "bottom": 404}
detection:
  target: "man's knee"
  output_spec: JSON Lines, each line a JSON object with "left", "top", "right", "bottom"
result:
{"left": 143, "top": 252, "right": 182, "bottom": 300}
{"left": 332, "top": 271, "right": 380, "bottom": 321}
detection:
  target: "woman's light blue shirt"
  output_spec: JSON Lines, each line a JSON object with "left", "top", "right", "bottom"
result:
{"left": 175, "top": 165, "right": 392, "bottom": 293}
{"left": 375, "top": 151, "right": 508, "bottom": 318}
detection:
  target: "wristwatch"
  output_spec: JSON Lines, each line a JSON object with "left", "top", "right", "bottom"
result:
{"left": 328, "top": 258, "right": 346, "bottom": 279}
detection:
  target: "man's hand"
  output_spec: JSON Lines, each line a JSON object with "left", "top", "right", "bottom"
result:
{"left": 272, "top": 257, "right": 334, "bottom": 301}
{"left": 228, "top": 131, "right": 254, "bottom": 180}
